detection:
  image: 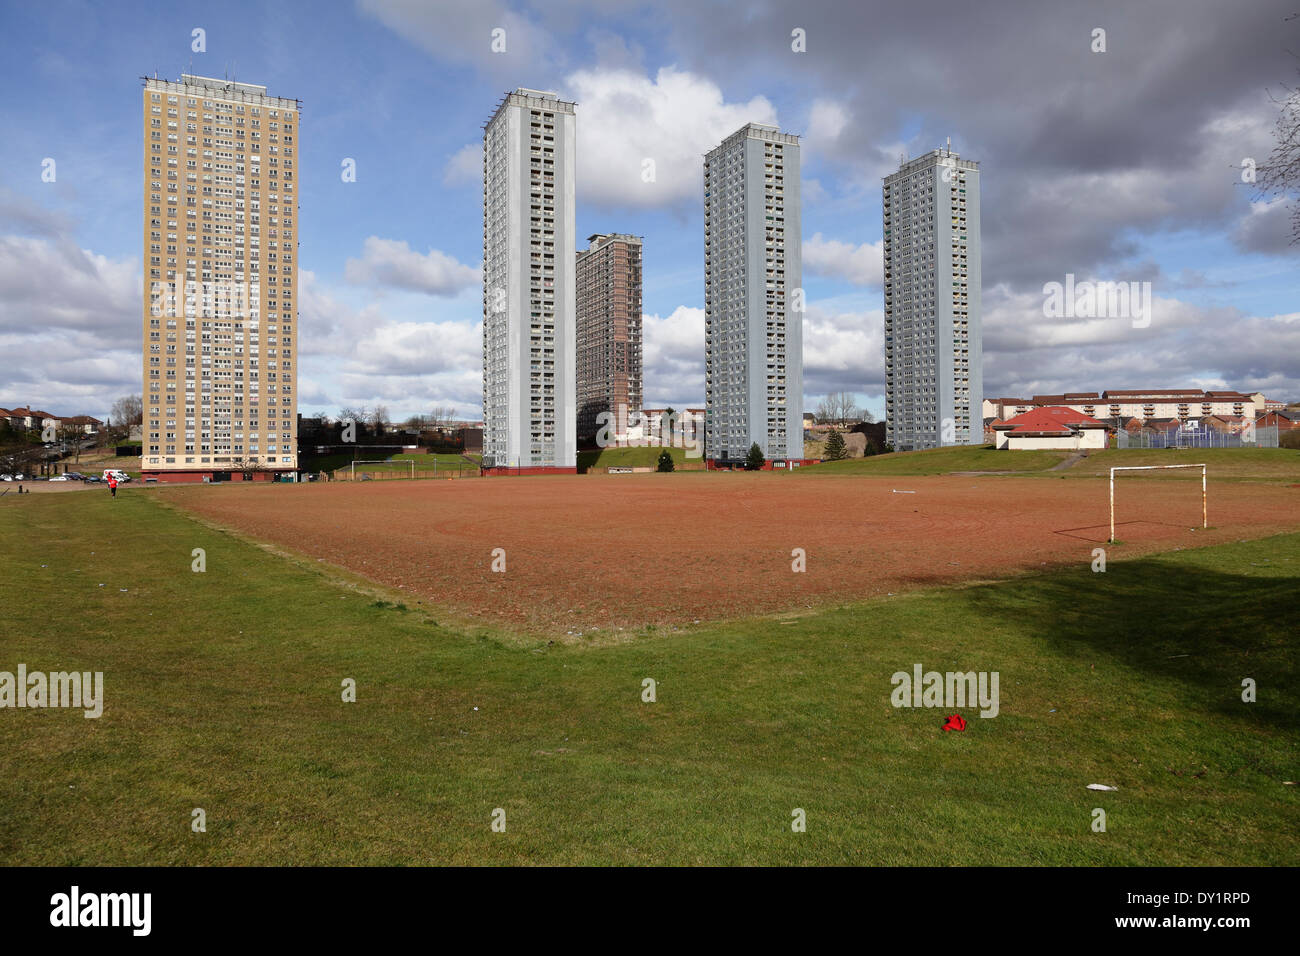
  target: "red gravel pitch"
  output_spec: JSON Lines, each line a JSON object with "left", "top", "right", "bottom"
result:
{"left": 162, "top": 473, "right": 1299, "bottom": 634}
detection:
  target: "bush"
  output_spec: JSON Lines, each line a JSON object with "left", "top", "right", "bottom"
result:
{"left": 1280, "top": 429, "right": 1300, "bottom": 450}
{"left": 657, "top": 450, "right": 675, "bottom": 472}
{"left": 745, "top": 442, "right": 765, "bottom": 471}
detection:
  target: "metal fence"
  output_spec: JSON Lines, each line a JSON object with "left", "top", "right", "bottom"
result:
{"left": 1116, "top": 425, "right": 1279, "bottom": 449}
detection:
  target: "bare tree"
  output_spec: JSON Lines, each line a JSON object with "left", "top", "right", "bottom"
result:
{"left": 108, "top": 395, "right": 142, "bottom": 442}
{"left": 369, "top": 405, "right": 389, "bottom": 435}
{"left": 428, "top": 405, "right": 457, "bottom": 431}
{"left": 816, "top": 391, "right": 861, "bottom": 426}
{"left": 1255, "top": 37, "right": 1300, "bottom": 243}
{"left": 338, "top": 406, "right": 367, "bottom": 436}
{"left": 57, "top": 421, "right": 86, "bottom": 464}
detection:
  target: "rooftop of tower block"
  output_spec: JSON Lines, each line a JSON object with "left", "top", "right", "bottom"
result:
{"left": 707, "top": 122, "right": 799, "bottom": 157}
{"left": 885, "top": 148, "right": 979, "bottom": 181}
{"left": 584, "top": 233, "right": 643, "bottom": 250}
{"left": 142, "top": 73, "right": 300, "bottom": 110}
{"left": 483, "top": 87, "right": 577, "bottom": 131}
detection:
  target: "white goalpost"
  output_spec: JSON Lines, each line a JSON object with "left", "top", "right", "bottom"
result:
{"left": 349, "top": 459, "right": 415, "bottom": 480}
{"left": 1109, "top": 463, "right": 1206, "bottom": 542}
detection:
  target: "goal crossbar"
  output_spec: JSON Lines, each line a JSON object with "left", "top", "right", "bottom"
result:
{"left": 1109, "top": 463, "right": 1206, "bottom": 542}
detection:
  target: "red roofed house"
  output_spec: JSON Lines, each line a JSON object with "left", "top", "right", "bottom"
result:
{"left": 992, "top": 406, "right": 1109, "bottom": 450}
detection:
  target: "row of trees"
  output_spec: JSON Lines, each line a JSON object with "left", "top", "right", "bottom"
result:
{"left": 322, "top": 405, "right": 459, "bottom": 436}
{"left": 813, "top": 391, "right": 876, "bottom": 427}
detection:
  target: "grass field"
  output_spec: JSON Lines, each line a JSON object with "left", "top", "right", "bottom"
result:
{"left": 807, "top": 444, "right": 1300, "bottom": 481}
{"left": 1, "top": 489, "right": 1295, "bottom": 865}
{"left": 302, "top": 451, "right": 478, "bottom": 475}
{"left": 577, "top": 445, "right": 701, "bottom": 471}
{"left": 808, "top": 445, "right": 1072, "bottom": 475}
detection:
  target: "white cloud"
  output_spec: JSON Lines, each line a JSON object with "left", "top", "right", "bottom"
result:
{"left": 806, "top": 99, "right": 849, "bottom": 152}
{"left": 343, "top": 236, "right": 480, "bottom": 296}
{"left": 804, "top": 233, "right": 884, "bottom": 287}
{"left": 642, "top": 305, "right": 705, "bottom": 406}
{"left": 801, "top": 302, "right": 884, "bottom": 406}
{"left": 0, "top": 235, "right": 139, "bottom": 418}
{"left": 443, "top": 143, "right": 482, "bottom": 186}
{"left": 566, "top": 66, "right": 777, "bottom": 209}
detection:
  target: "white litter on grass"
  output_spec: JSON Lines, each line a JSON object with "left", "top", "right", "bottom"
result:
{"left": 1086, "top": 784, "right": 1119, "bottom": 791}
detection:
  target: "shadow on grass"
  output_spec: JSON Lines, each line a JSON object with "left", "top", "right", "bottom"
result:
{"left": 956, "top": 548, "right": 1295, "bottom": 724}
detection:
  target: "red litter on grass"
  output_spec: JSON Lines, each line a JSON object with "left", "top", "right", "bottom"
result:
{"left": 942, "top": 713, "right": 967, "bottom": 732}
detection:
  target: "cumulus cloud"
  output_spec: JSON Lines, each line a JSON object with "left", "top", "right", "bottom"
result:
{"left": 641, "top": 305, "right": 705, "bottom": 407}
{"left": 0, "top": 233, "right": 140, "bottom": 416}
{"left": 344, "top": 236, "right": 480, "bottom": 296}
{"left": 805, "top": 99, "right": 849, "bottom": 154}
{"left": 1233, "top": 199, "right": 1296, "bottom": 255}
{"left": 567, "top": 66, "right": 778, "bottom": 209}
{"left": 980, "top": 282, "right": 1299, "bottom": 398}
{"left": 804, "top": 233, "right": 884, "bottom": 287}
{"left": 443, "top": 143, "right": 482, "bottom": 186}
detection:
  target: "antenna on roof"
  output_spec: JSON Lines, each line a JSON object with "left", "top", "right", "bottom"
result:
{"left": 946, "top": 136, "right": 951, "bottom": 155}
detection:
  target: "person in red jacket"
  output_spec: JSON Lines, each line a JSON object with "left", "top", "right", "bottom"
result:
{"left": 108, "top": 475, "right": 117, "bottom": 498}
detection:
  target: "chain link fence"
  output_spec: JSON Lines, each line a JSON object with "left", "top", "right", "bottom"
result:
{"left": 1117, "top": 425, "right": 1279, "bottom": 449}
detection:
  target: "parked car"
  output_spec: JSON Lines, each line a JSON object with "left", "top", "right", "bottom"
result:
{"left": 49, "top": 475, "right": 71, "bottom": 482}
{"left": 82, "top": 475, "right": 103, "bottom": 483}
{"left": 102, "top": 469, "right": 131, "bottom": 483}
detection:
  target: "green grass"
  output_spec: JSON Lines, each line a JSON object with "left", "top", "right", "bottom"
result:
{"left": 0, "top": 491, "right": 1295, "bottom": 865}
{"left": 1067, "top": 448, "right": 1300, "bottom": 482}
{"left": 302, "top": 452, "right": 478, "bottom": 474}
{"left": 391, "top": 452, "right": 481, "bottom": 465}
{"left": 577, "top": 445, "right": 700, "bottom": 472}
{"left": 799, "top": 444, "right": 1300, "bottom": 482}
{"left": 806, "top": 445, "right": 1072, "bottom": 475}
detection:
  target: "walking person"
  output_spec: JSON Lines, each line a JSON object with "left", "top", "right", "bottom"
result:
{"left": 108, "top": 475, "right": 117, "bottom": 498}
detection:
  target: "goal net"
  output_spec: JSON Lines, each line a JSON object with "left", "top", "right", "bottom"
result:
{"left": 1109, "top": 463, "right": 1206, "bottom": 542}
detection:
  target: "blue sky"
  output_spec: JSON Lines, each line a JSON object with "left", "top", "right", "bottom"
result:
{"left": 1, "top": 0, "right": 1297, "bottom": 423}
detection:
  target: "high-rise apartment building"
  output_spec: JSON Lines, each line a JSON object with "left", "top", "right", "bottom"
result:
{"left": 882, "top": 146, "right": 982, "bottom": 451}
{"left": 703, "top": 123, "right": 803, "bottom": 463}
{"left": 482, "top": 88, "right": 577, "bottom": 471}
{"left": 141, "top": 74, "right": 299, "bottom": 481}
{"left": 575, "top": 233, "right": 642, "bottom": 444}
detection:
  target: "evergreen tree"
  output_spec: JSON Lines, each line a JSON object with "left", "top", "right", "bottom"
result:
{"left": 657, "top": 450, "right": 675, "bottom": 472}
{"left": 824, "top": 428, "right": 847, "bottom": 460}
{"left": 745, "top": 442, "right": 765, "bottom": 470}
